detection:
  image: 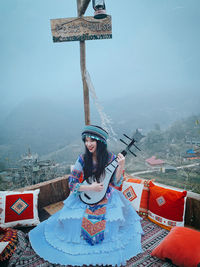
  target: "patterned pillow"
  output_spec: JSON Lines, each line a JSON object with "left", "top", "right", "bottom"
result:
{"left": 148, "top": 182, "right": 187, "bottom": 230}
{"left": 122, "top": 177, "right": 150, "bottom": 218}
{"left": 0, "top": 190, "right": 40, "bottom": 228}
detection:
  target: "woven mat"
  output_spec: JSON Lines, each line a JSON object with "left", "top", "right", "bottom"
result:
{"left": 7, "top": 219, "right": 176, "bottom": 267}
{"left": 126, "top": 220, "right": 175, "bottom": 267}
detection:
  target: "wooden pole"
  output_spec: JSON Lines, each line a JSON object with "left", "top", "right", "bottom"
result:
{"left": 80, "top": 42, "right": 90, "bottom": 125}
{"left": 77, "top": 0, "right": 91, "bottom": 125}
{"left": 77, "top": 0, "right": 91, "bottom": 16}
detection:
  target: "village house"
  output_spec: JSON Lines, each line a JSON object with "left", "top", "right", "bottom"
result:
{"left": 145, "top": 156, "right": 164, "bottom": 169}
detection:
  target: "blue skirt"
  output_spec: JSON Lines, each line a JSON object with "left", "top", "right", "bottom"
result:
{"left": 29, "top": 189, "right": 143, "bottom": 266}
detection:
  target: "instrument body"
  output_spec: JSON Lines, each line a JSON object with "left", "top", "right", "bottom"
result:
{"left": 79, "top": 158, "right": 118, "bottom": 205}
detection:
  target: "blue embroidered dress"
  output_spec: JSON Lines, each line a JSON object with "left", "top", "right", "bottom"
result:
{"left": 29, "top": 153, "right": 143, "bottom": 266}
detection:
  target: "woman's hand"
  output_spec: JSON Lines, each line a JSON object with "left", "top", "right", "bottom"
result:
{"left": 90, "top": 182, "right": 104, "bottom": 192}
{"left": 115, "top": 153, "right": 125, "bottom": 181}
{"left": 117, "top": 153, "right": 125, "bottom": 168}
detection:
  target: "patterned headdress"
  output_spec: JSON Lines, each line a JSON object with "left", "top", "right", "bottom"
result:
{"left": 81, "top": 125, "right": 108, "bottom": 144}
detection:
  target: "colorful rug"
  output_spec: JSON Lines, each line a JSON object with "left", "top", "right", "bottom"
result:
{"left": 0, "top": 227, "right": 18, "bottom": 262}
{"left": 7, "top": 219, "right": 176, "bottom": 267}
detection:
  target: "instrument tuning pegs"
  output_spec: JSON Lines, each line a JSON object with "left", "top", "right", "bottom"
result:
{"left": 133, "top": 143, "right": 141, "bottom": 151}
{"left": 128, "top": 149, "right": 137, "bottom": 157}
{"left": 120, "top": 139, "right": 128, "bottom": 146}
{"left": 120, "top": 132, "right": 142, "bottom": 157}
{"left": 123, "top": 134, "right": 133, "bottom": 141}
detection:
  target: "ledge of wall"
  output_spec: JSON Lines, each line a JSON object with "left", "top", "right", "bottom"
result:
{"left": 17, "top": 175, "right": 200, "bottom": 230}
{"left": 185, "top": 196, "right": 200, "bottom": 229}
{"left": 18, "top": 176, "right": 70, "bottom": 210}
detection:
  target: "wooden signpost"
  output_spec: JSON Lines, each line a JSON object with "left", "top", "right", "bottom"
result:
{"left": 50, "top": 16, "right": 112, "bottom": 43}
{"left": 50, "top": 0, "right": 112, "bottom": 125}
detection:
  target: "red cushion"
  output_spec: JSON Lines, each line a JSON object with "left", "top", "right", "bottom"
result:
{"left": 151, "top": 226, "right": 200, "bottom": 267}
{"left": 5, "top": 193, "right": 34, "bottom": 223}
{"left": 0, "top": 190, "right": 40, "bottom": 228}
{"left": 148, "top": 182, "right": 187, "bottom": 230}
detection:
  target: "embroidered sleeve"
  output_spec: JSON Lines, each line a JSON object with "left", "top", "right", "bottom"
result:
{"left": 68, "top": 155, "right": 84, "bottom": 195}
{"left": 112, "top": 174, "right": 124, "bottom": 187}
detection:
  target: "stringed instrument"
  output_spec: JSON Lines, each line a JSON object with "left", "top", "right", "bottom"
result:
{"left": 79, "top": 133, "right": 142, "bottom": 205}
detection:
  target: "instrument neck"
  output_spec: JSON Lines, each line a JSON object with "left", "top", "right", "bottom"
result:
{"left": 121, "top": 150, "right": 127, "bottom": 157}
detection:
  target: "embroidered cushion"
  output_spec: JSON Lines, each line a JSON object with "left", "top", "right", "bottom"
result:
{"left": 0, "top": 190, "right": 40, "bottom": 228}
{"left": 151, "top": 226, "right": 200, "bottom": 267}
{"left": 148, "top": 182, "right": 187, "bottom": 230}
{"left": 122, "top": 177, "right": 150, "bottom": 218}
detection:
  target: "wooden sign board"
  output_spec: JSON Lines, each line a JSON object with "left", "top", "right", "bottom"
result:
{"left": 50, "top": 16, "right": 112, "bottom": 42}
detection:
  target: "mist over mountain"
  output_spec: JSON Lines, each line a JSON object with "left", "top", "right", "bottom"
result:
{"left": 0, "top": 96, "right": 84, "bottom": 164}
{"left": 0, "top": 87, "right": 199, "bottom": 167}
{"left": 101, "top": 88, "right": 200, "bottom": 134}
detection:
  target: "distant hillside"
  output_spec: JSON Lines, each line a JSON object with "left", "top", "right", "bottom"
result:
{"left": 0, "top": 97, "right": 84, "bottom": 164}
{"left": 42, "top": 114, "right": 200, "bottom": 171}
{"left": 104, "top": 89, "right": 200, "bottom": 134}
{"left": 0, "top": 92, "right": 199, "bottom": 167}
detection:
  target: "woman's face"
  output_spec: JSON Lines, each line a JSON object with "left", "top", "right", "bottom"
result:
{"left": 85, "top": 136, "right": 97, "bottom": 154}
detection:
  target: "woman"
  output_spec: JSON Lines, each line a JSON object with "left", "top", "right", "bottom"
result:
{"left": 29, "top": 125, "right": 143, "bottom": 266}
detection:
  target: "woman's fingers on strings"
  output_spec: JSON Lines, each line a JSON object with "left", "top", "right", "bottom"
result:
{"left": 117, "top": 153, "right": 125, "bottom": 161}
{"left": 93, "top": 182, "right": 103, "bottom": 191}
{"left": 99, "top": 183, "right": 104, "bottom": 190}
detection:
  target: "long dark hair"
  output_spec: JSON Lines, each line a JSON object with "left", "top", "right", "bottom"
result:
{"left": 83, "top": 139, "right": 109, "bottom": 183}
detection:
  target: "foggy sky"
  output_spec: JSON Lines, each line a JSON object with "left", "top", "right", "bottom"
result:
{"left": 1, "top": 0, "right": 200, "bottom": 122}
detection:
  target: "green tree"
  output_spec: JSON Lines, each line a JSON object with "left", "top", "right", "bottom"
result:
{"left": 143, "top": 130, "right": 166, "bottom": 154}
